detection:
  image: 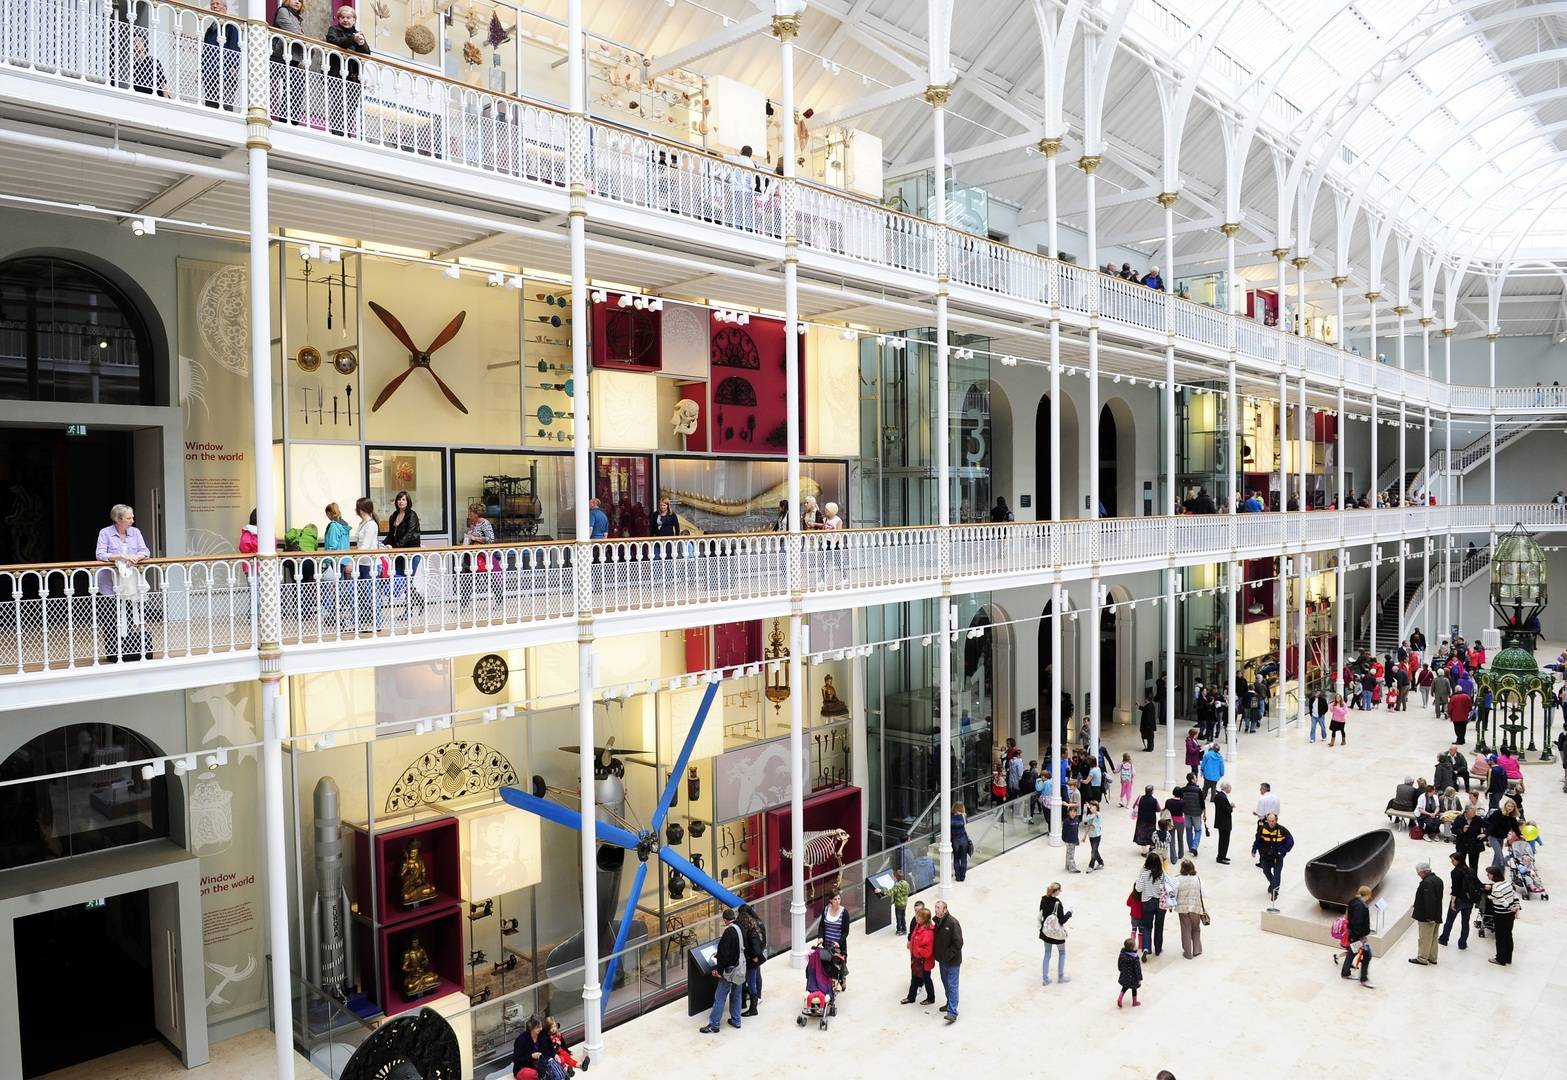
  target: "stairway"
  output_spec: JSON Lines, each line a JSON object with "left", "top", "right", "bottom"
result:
{"left": 1355, "top": 578, "right": 1420, "bottom": 656}
{"left": 1377, "top": 422, "right": 1533, "bottom": 502}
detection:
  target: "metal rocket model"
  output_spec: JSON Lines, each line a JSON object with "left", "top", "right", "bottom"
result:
{"left": 309, "top": 776, "right": 354, "bottom": 996}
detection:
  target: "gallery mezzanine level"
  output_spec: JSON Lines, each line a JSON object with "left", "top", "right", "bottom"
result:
{"left": 4, "top": 500, "right": 1562, "bottom": 711}
{"left": 0, "top": 0, "right": 1562, "bottom": 424}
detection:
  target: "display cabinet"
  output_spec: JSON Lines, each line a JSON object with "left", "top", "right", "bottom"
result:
{"left": 352, "top": 815, "right": 463, "bottom": 927}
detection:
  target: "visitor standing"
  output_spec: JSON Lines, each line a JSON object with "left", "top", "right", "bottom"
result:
{"left": 951, "top": 803, "right": 971, "bottom": 882}
{"left": 1253, "top": 813, "right": 1294, "bottom": 903}
{"left": 901, "top": 905, "right": 936, "bottom": 1004}
{"left": 738, "top": 903, "right": 767, "bottom": 1015}
{"left": 883, "top": 869, "right": 910, "bottom": 935}
{"left": 818, "top": 889, "right": 849, "bottom": 960}
{"left": 1133, "top": 785, "right": 1160, "bottom": 849}
{"left": 1254, "top": 782, "right": 1280, "bottom": 821}
{"left": 1308, "top": 691, "right": 1329, "bottom": 743}
{"left": 1175, "top": 858, "right": 1206, "bottom": 958}
{"left": 1200, "top": 743, "right": 1225, "bottom": 801}
{"left": 1184, "top": 729, "right": 1202, "bottom": 774}
{"left": 1432, "top": 666, "right": 1450, "bottom": 718}
{"left": 1454, "top": 803, "right": 1486, "bottom": 876}
{"left": 1140, "top": 692, "right": 1158, "bottom": 752}
{"left": 1133, "top": 852, "right": 1167, "bottom": 959}
{"left": 932, "top": 900, "right": 964, "bottom": 1023}
{"left": 1062, "top": 803, "right": 1082, "bottom": 873}
{"left": 1179, "top": 774, "right": 1205, "bottom": 857}
{"left": 1212, "top": 782, "right": 1234, "bottom": 864}
{"left": 1486, "top": 798, "right": 1521, "bottom": 870}
{"left": 1447, "top": 685, "right": 1473, "bottom": 746}
{"left": 698, "top": 907, "right": 746, "bottom": 1033}
{"left": 1408, "top": 861, "right": 1443, "bottom": 965}
{"left": 1439, "top": 851, "right": 1478, "bottom": 951}
{"left": 1328, "top": 694, "right": 1348, "bottom": 746}
{"left": 1339, "top": 886, "right": 1375, "bottom": 989}
{"left": 1116, "top": 938, "right": 1143, "bottom": 1008}
{"left": 1118, "top": 753, "right": 1136, "bottom": 807}
{"left": 1037, "top": 882, "right": 1071, "bottom": 985}
{"left": 1083, "top": 802, "right": 1105, "bottom": 871}
{"left": 1483, "top": 866, "right": 1520, "bottom": 966}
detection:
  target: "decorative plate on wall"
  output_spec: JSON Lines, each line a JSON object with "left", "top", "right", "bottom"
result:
{"left": 332, "top": 347, "right": 359, "bottom": 375}
{"left": 295, "top": 345, "right": 322, "bottom": 372}
{"left": 472, "top": 653, "right": 509, "bottom": 696}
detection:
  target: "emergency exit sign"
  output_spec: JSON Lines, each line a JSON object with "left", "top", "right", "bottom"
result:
{"left": 64, "top": 424, "right": 87, "bottom": 437}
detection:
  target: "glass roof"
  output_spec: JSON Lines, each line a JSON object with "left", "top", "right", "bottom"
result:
{"left": 1135, "top": 0, "right": 1567, "bottom": 261}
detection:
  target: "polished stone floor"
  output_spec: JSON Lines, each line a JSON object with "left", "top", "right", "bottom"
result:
{"left": 606, "top": 695, "right": 1566, "bottom": 1080}
{"left": 46, "top": 683, "right": 1565, "bottom": 1080}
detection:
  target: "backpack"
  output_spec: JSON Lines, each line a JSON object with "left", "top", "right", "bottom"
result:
{"left": 1463, "top": 869, "right": 1486, "bottom": 906}
{"left": 1329, "top": 916, "right": 1349, "bottom": 946}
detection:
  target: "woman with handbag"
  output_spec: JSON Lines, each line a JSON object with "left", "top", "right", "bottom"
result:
{"left": 1175, "top": 858, "right": 1207, "bottom": 958}
{"left": 1038, "top": 882, "right": 1071, "bottom": 985}
{"left": 1133, "top": 851, "right": 1167, "bottom": 959}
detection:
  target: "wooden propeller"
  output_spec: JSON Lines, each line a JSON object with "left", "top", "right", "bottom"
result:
{"left": 367, "top": 300, "right": 470, "bottom": 414}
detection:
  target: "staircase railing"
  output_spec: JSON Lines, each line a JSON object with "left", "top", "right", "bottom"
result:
{"left": 1378, "top": 422, "right": 1533, "bottom": 501}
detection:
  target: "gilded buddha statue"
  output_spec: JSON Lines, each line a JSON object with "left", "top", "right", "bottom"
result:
{"left": 819, "top": 674, "right": 849, "bottom": 718}
{"left": 400, "top": 935, "right": 440, "bottom": 998}
{"left": 399, "top": 839, "right": 437, "bottom": 906}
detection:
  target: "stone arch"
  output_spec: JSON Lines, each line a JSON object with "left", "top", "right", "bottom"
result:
{"left": 1034, "top": 389, "right": 1082, "bottom": 520}
{"left": 1099, "top": 396, "right": 1138, "bottom": 518}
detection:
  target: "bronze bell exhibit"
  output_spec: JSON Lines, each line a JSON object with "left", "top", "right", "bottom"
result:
{"left": 1475, "top": 524, "right": 1556, "bottom": 759}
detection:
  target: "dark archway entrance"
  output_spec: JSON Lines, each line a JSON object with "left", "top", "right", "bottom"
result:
{"left": 1098, "top": 404, "right": 1119, "bottom": 517}
{"left": 1035, "top": 394, "right": 1053, "bottom": 519}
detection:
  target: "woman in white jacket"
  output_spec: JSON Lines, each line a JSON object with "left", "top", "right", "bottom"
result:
{"left": 352, "top": 497, "right": 382, "bottom": 631}
{"left": 1175, "top": 858, "right": 1206, "bottom": 959}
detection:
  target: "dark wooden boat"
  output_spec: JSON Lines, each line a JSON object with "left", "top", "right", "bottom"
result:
{"left": 1304, "top": 828, "right": 1396, "bottom": 908}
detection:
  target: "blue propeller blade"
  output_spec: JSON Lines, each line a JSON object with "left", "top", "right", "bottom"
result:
{"left": 499, "top": 786, "right": 642, "bottom": 850}
{"left": 649, "top": 678, "right": 719, "bottom": 836}
{"left": 600, "top": 858, "right": 650, "bottom": 1006}
{"left": 659, "top": 845, "right": 744, "bottom": 909}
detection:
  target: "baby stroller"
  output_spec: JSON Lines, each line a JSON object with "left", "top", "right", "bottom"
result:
{"left": 1507, "top": 838, "right": 1549, "bottom": 901}
{"left": 796, "top": 945, "right": 844, "bottom": 1030}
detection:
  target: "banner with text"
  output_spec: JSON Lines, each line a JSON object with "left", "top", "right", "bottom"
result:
{"left": 178, "top": 258, "right": 254, "bottom": 554}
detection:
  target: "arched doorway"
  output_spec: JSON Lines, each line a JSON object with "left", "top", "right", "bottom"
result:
{"left": 0, "top": 256, "right": 165, "bottom": 566}
{"left": 1103, "top": 584, "right": 1139, "bottom": 728}
{"left": 957, "top": 381, "right": 1014, "bottom": 521}
{"left": 1034, "top": 391, "right": 1082, "bottom": 520}
{"left": 1038, "top": 598, "right": 1080, "bottom": 750}
{"left": 1098, "top": 397, "right": 1138, "bottom": 518}
{"left": 964, "top": 604, "right": 1013, "bottom": 764}
{"left": 0, "top": 724, "right": 201, "bottom": 1078}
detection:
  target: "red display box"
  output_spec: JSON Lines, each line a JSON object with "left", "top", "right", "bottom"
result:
{"left": 365, "top": 904, "right": 466, "bottom": 1017}
{"left": 592, "top": 294, "right": 663, "bottom": 371}
{"left": 762, "top": 785, "right": 861, "bottom": 904}
{"left": 352, "top": 816, "right": 463, "bottom": 928}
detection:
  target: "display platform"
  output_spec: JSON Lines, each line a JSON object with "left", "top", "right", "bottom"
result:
{"left": 1259, "top": 853, "right": 1417, "bottom": 951}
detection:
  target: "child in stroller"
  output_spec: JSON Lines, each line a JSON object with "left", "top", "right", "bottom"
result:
{"left": 1507, "top": 837, "right": 1549, "bottom": 900}
{"left": 797, "top": 945, "right": 845, "bottom": 1030}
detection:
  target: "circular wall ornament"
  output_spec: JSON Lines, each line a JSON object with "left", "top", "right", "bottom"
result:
{"left": 472, "top": 653, "right": 509, "bottom": 696}
{"left": 332, "top": 347, "right": 359, "bottom": 375}
{"left": 296, "top": 345, "right": 322, "bottom": 372}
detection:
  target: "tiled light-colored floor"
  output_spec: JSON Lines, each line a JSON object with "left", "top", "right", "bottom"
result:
{"left": 605, "top": 696, "right": 1567, "bottom": 1080}
{"left": 39, "top": 1028, "right": 328, "bottom": 1080}
{"left": 43, "top": 681, "right": 1566, "bottom": 1080}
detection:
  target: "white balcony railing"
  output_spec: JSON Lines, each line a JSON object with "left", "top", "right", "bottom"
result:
{"left": 6, "top": 504, "right": 1563, "bottom": 683}
{"left": 7, "top": 7, "right": 1567, "bottom": 419}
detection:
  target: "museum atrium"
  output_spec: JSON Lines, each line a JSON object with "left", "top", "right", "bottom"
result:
{"left": 1, "top": 0, "right": 1566, "bottom": 1076}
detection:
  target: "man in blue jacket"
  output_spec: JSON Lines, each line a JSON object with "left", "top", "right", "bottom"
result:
{"left": 1200, "top": 743, "right": 1226, "bottom": 803}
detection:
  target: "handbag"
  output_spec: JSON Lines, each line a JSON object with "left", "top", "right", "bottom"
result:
{"left": 1199, "top": 885, "right": 1211, "bottom": 927}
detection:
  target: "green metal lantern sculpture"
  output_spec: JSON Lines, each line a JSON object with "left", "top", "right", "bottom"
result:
{"left": 1476, "top": 525, "right": 1555, "bottom": 759}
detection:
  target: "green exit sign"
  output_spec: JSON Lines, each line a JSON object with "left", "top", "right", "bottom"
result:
{"left": 84, "top": 898, "right": 105, "bottom": 910}
{"left": 64, "top": 424, "right": 87, "bottom": 437}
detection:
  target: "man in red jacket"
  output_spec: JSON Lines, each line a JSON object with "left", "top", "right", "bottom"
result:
{"left": 1447, "top": 687, "right": 1474, "bottom": 746}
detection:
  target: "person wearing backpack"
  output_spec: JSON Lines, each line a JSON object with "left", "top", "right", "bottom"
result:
{"left": 1439, "top": 851, "right": 1481, "bottom": 950}
{"left": 698, "top": 907, "right": 747, "bottom": 1033}
{"left": 1038, "top": 881, "right": 1071, "bottom": 985}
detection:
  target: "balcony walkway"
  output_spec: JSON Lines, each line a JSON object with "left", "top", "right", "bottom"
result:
{"left": 3, "top": 503, "right": 1558, "bottom": 710}
{"left": 0, "top": 1, "right": 1563, "bottom": 418}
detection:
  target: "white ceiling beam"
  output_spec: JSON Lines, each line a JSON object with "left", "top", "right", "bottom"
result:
{"left": 902, "top": 131, "right": 1044, "bottom": 175}
{"left": 648, "top": 12, "right": 773, "bottom": 79}
{"left": 806, "top": 79, "right": 926, "bottom": 130}
{"left": 1100, "top": 213, "right": 1230, "bottom": 248}
{"left": 134, "top": 149, "right": 245, "bottom": 217}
